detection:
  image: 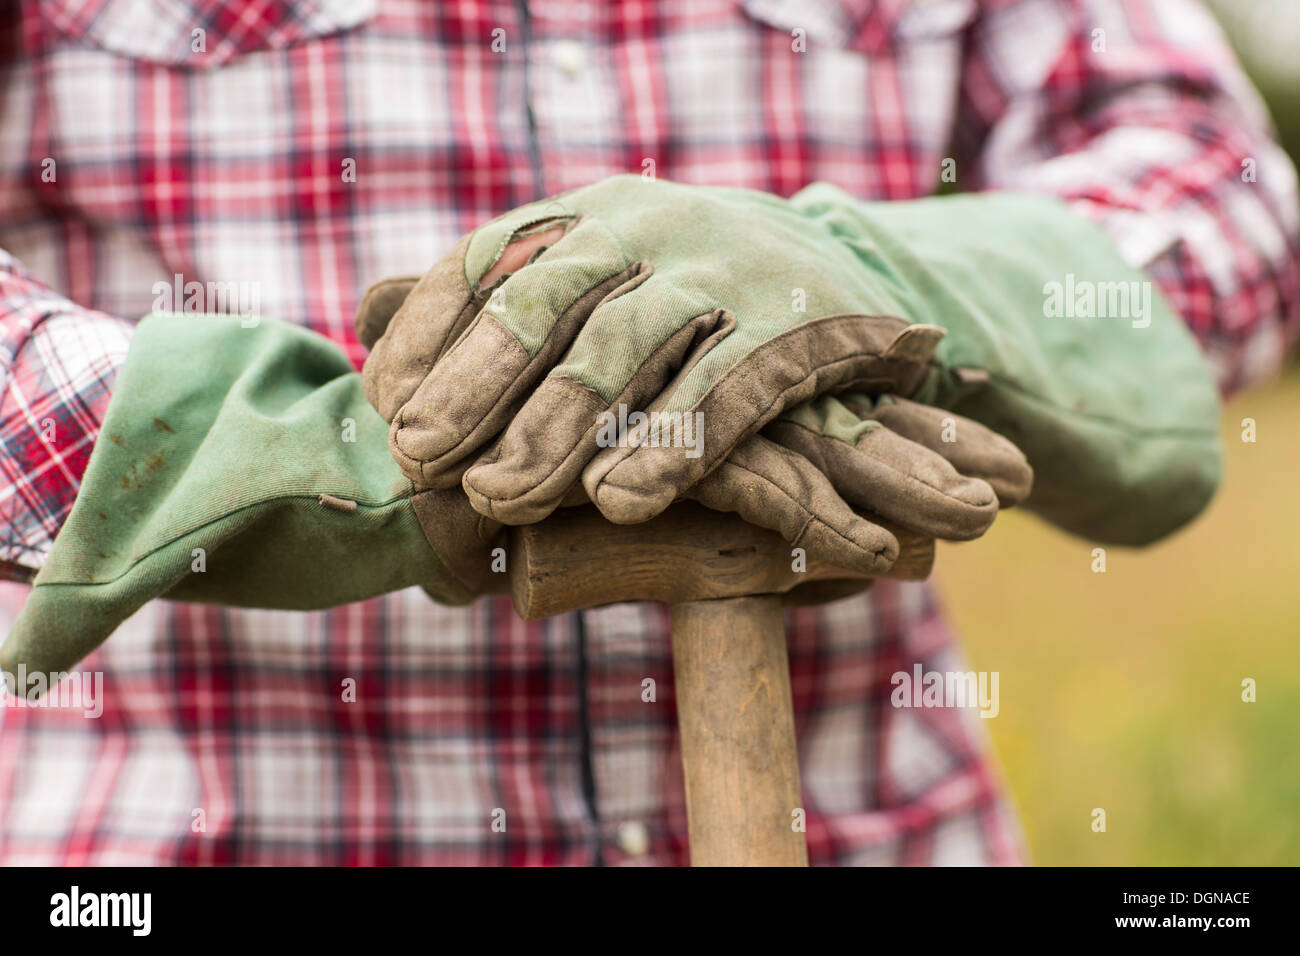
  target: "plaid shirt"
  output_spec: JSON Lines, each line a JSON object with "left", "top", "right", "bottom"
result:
{"left": 0, "top": 0, "right": 1296, "bottom": 866}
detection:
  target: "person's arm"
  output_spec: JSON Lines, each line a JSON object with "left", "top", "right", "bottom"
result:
{"left": 954, "top": 0, "right": 1300, "bottom": 392}
{"left": 0, "top": 248, "right": 132, "bottom": 582}
{"left": 352, "top": 7, "right": 1292, "bottom": 555}
{"left": 2, "top": 312, "right": 500, "bottom": 689}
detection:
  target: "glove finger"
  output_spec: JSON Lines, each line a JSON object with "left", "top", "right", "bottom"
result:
{"left": 842, "top": 394, "right": 1034, "bottom": 506}
{"left": 764, "top": 396, "right": 1000, "bottom": 540}
{"left": 584, "top": 319, "right": 945, "bottom": 524}
{"left": 688, "top": 434, "right": 900, "bottom": 577}
{"left": 462, "top": 274, "right": 730, "bottom": 522}
{"left": 382, "top": 217, "right": 647, "bottom": 487}
{"left": 355, "top": 275, "right": 420, "bottom": 351}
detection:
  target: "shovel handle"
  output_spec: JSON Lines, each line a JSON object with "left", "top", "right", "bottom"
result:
{"left": 504, "top": 503, "right": 934, "bottom": 866}
{"left": 671, "top": 594, "right": 807, "bottom": 865}
{"left": 505, "top": 502, "right": 933, "bottom": 619}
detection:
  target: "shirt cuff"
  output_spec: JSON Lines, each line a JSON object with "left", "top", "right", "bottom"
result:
{"left": 1, "top": 311, "right": 133, "bottom": 579}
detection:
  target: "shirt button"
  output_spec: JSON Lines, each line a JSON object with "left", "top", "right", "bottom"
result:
{"left": 551, "top": 39, "right": 588, "bottom": 78}
{"left": 615, "top": 820, "right": 650, "bottom": 858}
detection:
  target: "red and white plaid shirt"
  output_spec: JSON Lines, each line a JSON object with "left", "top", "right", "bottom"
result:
{"left": 0, "top": 0, "right": 1296, "bottom": 865}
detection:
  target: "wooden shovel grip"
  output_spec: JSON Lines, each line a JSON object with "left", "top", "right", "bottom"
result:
{"left": 505, "top": 501, "right": 934, "bottom": 620}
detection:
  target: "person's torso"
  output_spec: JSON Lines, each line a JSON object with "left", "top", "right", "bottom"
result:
{"left": 0, "top": 0, "right": 1019, "bottom": 866}
{"left": 2, "top": 0, "right": 976, "bottom": 364}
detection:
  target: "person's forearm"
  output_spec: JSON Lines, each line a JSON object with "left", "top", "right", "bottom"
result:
{"left": 1026, "top": 112, "right": 1298, "bottom": 395}
{"left": 0, "top": 249, "right": 132, "bottom": 580}
{"left": 2, "top": 313, "right": 494, "bottom": 690}
{"left": 789, "top": 186, "right": 1223, "bottom": 545}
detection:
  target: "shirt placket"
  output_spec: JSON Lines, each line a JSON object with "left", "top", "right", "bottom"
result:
{"left": 513, "top": 2, "right": 620, "bottom": 862}
{"left": 518, "top": 1, "right": 626, "bottom": 195}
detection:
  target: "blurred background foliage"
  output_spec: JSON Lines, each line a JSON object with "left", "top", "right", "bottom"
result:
{"left": 937, "top": 0, "right": 1299, "bottom": 865}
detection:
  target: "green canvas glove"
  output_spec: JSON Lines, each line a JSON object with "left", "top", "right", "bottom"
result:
{"left": 361, "top": 176, "right": 945, "bottom": 525}
{"left": 357, "top": 276, "right": 1033, "bottom": 576}
{"left": 0, "top": 315, "right": 499, "bottom": 688}
{"left": 807, "top": 188, "right": 1224, "bottom": 545}
{"left": 362, "top": 175, "right": 1221, "bottom": 546}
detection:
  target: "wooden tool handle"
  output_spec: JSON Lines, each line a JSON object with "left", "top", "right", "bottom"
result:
{"left": 506, "top": 501, "right": 934, "bottom": 620}
{"left": 504, "top": 502, "right": 934, "bottom": 867}
{"left": 671, "top": 595, "right": 807, "bottom": 865}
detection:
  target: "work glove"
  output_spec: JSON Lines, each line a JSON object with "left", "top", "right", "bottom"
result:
{"left": 357, "top": 276, "right": 1033, "bottom": 577}
{"left": 0, "top": 315, "right": 498, "bottom": 687}
{"left": 361, "top": 176, "right": 1221, "bottom": 547}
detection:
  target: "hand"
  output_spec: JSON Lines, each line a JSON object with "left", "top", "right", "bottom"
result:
{"left": 360, "top": 175, "right": 958, "bottom": 528}
{"left": 690, "top": 392, "right": 1031, "bottom": 575}
{"left": 360, "top": 175, "right": 1222, "bottom": 551}
{"left": 357, "top": 223, "right": 1032, "bottom": 575}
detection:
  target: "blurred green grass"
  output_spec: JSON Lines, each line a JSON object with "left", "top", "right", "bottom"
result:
{"left": 936, "top": 368, "right": 1300, "bottom": 864}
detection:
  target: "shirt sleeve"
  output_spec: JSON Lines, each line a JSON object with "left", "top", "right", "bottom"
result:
{"left": 0, "top": 248, "right": 132, "bottom": 582}
{"left": 954, "top": 0, "right": 1300, "bottom": 394}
